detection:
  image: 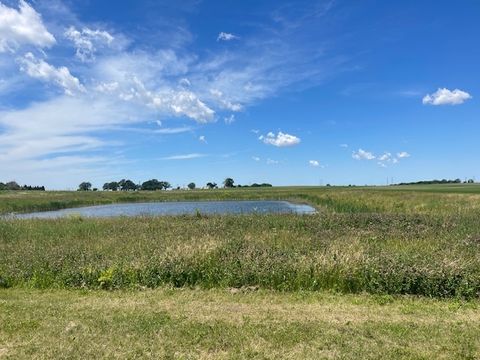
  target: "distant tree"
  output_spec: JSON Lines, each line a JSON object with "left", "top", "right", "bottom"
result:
{"left": 0, "top": 182, "right": 5, "bottom": 190}
{"left": 250, "top": 183, "right": 272, "bottom": 188}
{"left": 223, "top": 178, "right": 235, "bottom": 188}
{"left": 161, "top": 181, "right": 171, "bottom": 190}
{"left": 103, "top": 181, "right": 119, "bottom": 191}
{"left": 78, "top": 182, "right": 92, "bottom": 191}
{"left": 141, "top": 179, "right": 163, "bottom": 191}
{"left": 468, "top": 179, "right": 475, "bottom": 184}
{"left": 206, "top": 182, "right": 217, "bottom": 189}
{"left": 119, "top": 179, "right": 138, "bottom": 191}
{"left": 5, "top": 181, "right": 21, "bottom": 190}
{"left": 187, "top": 182, "right": 196, "bottom": 190}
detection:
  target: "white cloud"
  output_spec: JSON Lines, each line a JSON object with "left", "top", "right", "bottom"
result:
{"left": 217, "top": 32, "right": 238, "bottom": 41}
{"left": 259, "top": 131, "right": 301, "bottom": 147}
{"left": 309, "top": 160, "right": 320, "bottom": 167}
{"left": 168, "top": 90, "right": 215, "bottom": 122}
{"left": 266, "top": 158, "right": 279, "bottom": 165}
{"left": 422, "top": 88, "right": 472, "bottom": 106}
{"left": 209, "top": 88, "right": 242, "bottom": 111}
{"left": 0, "top": 0, "right": 55, "bottom": 52}
{"left": 94, "top": 73, "right": 215, "bottom": 123}
{"left": 161, "top": 153, "right": 206, "bottom": 160}
{"left": 65, "top": 26, "right": 114, "bottom": 62}
{"left": 224, "top": 114, "right": 235, "bottom": 124}
{"left": 397, "top": 151, "right": 410, "bottom": 158}
{"left": 378, "top": 152, "right": 391, "bottom": 161}
{"left": 352, "top": 149, "right": 375, "bottom": 160}
{"left": 199, "top": 135, "right": 207, "bottom": 143}
{"left": 340, "top": 143, "right": 348, "bottom": 148}
{"left": 153, "top": 126, "right": 192, "bottom": 134}
{"left": 0, "top": 95, "right": 143, "bottom": 176}
{"left": 252, "top": 156, "right": 260, "bottom": 161}
{"left": 18, "top": 52, "right": 85, "bottom": 95}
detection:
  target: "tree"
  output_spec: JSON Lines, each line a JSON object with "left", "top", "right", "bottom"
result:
{"left": 103, "top": 181, "right": 119, "bottom": 191}
{"left": 78, "top": 182, "right": 92, "bottom": 191}
{"left": 206, "top": 182, "right": 217, "bottom": 189}
{"left": 160, "top": 181, "right": 171, "bottom": 190}
{"left": 141, "top": 179, "right": 162, "bottom": 191}
{"left": 119, "top": 179, "right": 138, "bottom": 191}
{"left": 188, "top": 182, "right": 196, "bottom": 190}
{"left": 5, "top": 181, "right": 21, "bottom": 190}
{"left": 223, "top": 178, "right": 235, "bottom": 188}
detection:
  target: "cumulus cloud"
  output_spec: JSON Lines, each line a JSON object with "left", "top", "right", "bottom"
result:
{"left": 378, "top": 152, "right": 391, "bottom": 161}
{"left": 18, "top": 52, "right": 85, "bottom": 95}
{"left": 199, "top": 135, "right": 207, "bottom": 143}
{"left": 266, "top": 158, "right": 279, "bottom": 165}
{"left": 217, "top": 32, "right": 238, "bottom": 41}
{"left": 309, "top": 160, "right": 320, "bottom": 167}
{"left": 422, "top": 88, "right": 472, "bottom": 106}
{"left": 259, "top": 131, "right": 301, "bottom": 147}
{"left": 0, "top": 0, "right": 55, "bottom": 52}
{"left": 352, "top": 149, "right": 375, "bottom": 160}
{"left": 65, "top": 26, "right": 114, "bottom": 62}
{"left": 96, "top": 73, "right": 216, "bottom": 123}
{"left": 376, "top": 151, "right": 410, "bottom": 167}
{"left": 252, "top": 156, "right": 260, "bottom": 161}
{"left": 397, "top": 151, "right": 410, "bottom": 158}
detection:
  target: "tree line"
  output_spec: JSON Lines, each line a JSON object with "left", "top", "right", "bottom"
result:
{"left": 394, "top": 178, "right": 475, "bottom": 186}
{"left": 78, "top": 177, "right": 272, "bottom": 191}
{"left": 0, "top": 181, "right": 45, "bottom": 191}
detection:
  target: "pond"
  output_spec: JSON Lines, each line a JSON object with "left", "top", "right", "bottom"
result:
{"left": 8, "top": 200, "right": 316, "bottom": 219}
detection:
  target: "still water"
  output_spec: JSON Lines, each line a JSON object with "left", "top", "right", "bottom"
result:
{"left": 9, "top": 200, "right": 316, "bottom": 219}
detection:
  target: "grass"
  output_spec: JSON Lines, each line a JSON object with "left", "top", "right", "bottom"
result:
{"left": 2, "top": 185, "right": 480, "bottom": 358}
{"left": 1, "top": 212, "right": 480, "bottom": 297}
{"left": 1, "top": 186, "right": 480, "bottom": 298}
{"left": 2, "top": 183, "right": 480, "bottom": 215}
{"left": 1, "top": 288, "right": 479, "bottom": 359}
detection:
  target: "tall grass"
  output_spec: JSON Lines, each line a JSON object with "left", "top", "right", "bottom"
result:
{"left": 1, "top": 202, "right": 480, "bottom": 298}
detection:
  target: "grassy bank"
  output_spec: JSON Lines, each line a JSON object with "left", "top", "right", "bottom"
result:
{"left": 2, "top": 184, "right": 480, "bottom": 215}
{"left": 1, "top": 210, "right": 480, "bottom": 298}
{"left": 1, "top": 288, "right": 479, "bottom": 359}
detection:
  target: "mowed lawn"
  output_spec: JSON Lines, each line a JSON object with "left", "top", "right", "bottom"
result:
{"left": 1, "top": 185, "right": 480, "bottom": 358}
{"left": 1, "top": 288, "right": 479, "bottom": 359}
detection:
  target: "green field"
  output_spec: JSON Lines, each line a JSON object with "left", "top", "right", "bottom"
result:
{"left": 1, "top": 185, "right": 480, "bottom": 358}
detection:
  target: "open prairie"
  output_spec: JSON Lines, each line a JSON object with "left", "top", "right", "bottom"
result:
{"left": 1, "top": 186, "right": 480, "bottom": 358}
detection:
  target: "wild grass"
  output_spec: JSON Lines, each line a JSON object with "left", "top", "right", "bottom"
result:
{"left": 2, "top": 185, "right": 480, "bottom": 298}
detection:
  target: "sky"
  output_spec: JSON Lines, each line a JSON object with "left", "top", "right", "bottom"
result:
{"left": 0, "top": 0, "right": 479, "bottom": 189}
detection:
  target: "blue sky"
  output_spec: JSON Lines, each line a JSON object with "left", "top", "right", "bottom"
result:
{"left": 0, "top": 0, "right": 479, "bottom": 189}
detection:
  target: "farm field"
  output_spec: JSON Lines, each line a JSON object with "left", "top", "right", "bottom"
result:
{"left": 1, "top": 185, "right": 480, "bottom": 358}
